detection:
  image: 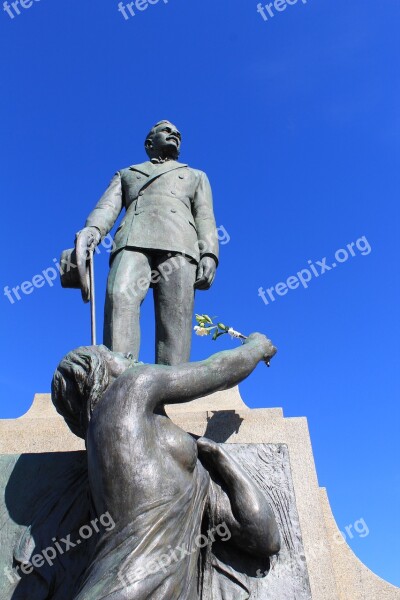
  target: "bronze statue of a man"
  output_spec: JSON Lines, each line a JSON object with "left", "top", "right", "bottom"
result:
{"left": 77, "top": 120, "right": 219, "bottom": 365}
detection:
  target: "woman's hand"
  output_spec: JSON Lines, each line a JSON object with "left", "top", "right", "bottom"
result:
{"left": 245, "top": 333, "right": 277, "bottom": 365}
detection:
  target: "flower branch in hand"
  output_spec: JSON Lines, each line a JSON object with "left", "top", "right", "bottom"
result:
{"left": 194, "top": 314, "right": 245, "bottom": 340}
{"left": 194, "top": 314, "right": 274, "bottom": 366}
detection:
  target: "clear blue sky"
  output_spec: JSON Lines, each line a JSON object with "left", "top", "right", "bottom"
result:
{"left": 1, "top": 0, "right": 399, "bottom": 587}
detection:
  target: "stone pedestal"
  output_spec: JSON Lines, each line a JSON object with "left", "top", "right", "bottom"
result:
{"left": 0, "top": 389, "right": 399, "bottom": 599}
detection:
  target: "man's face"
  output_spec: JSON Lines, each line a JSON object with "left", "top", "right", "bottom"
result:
{"left": 148, "top": 122, "right": 181, "bottom": 158}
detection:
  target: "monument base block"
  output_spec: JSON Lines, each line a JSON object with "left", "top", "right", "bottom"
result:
{"left": 0, "top": 390, "right": 398, "bottom": 599}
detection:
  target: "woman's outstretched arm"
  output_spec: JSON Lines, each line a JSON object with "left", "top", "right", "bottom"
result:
{"left": 147, "top": 333, "right": 276, "bottom": 408}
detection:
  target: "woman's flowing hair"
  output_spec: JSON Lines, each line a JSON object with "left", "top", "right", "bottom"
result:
{"left": 51, "top": 345, "right": 110, "bottom": 439}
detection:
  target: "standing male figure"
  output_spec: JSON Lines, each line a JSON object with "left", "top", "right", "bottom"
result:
{"left": 77, "top": 121, "right": 219, "bottom": 365}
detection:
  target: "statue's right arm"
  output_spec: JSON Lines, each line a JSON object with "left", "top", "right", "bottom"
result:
{"left": 148, "top": 334, "right": 276, "bottom": 408}
{"left": 198, "top": 438, "right": 281, "bottom": 557}
{"left": 84, "top": 172, "right": 123, "bottom": 240}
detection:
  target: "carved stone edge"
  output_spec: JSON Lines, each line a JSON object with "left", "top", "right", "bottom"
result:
{"left": 0, "top": 392, "right": 399, "bottom": 600}
{"left": 319, "top": 488, "right": 400, "bottom": 599}
{"left": 0, "top": 389, "right": 283, "bottom": 454}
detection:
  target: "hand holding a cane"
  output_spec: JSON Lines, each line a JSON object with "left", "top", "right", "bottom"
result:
{"left": 75, "top": 226, "right": 101, "bottom": 345}
{"left": 60, "top": 225, "right": 100, "bottom": 345}
{"left": 76, "top": 226, "right": 101, "bottom": 254}
{"left": 73, "top": 227, "right": 101, "bottom": 301}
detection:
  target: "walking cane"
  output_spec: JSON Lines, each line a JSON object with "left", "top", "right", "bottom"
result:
{"left": 60, "top": 238, "right": 97, "bottom": 345}
{"left": 89, "top": 250, "right": 97, "bottom": 346}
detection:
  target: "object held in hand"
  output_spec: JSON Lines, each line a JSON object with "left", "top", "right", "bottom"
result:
{"left": 194, "top": 314, "right": 276, "bottom": 367}
{"left": 59, "top": 230, "right": 97, "bottom": 345}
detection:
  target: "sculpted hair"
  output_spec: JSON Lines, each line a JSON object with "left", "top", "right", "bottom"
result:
{"left": 51, "top": 345, "right": 110, "bottom": 439}
{"left": 145, "top": 120, "right": 171, "bottom": 144}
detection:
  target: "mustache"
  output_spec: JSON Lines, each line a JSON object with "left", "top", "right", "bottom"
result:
{"left": 166, "top": 135, "right": 180, "bottom": 144}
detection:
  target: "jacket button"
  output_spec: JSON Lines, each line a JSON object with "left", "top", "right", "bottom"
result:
{"left": 136, "top": 175, "right": 141, "bottom": 179}
{"left": 171, "top": 191, "right": 176, "bottom": 195}
{"left": 171, "top": 209, "right": 177, "bottom": 213}
{"left": 139, "top": 191, "right": 144, "bottom": 196}
{"left": 179, "top": 174, "right": 184, "bottom": 179}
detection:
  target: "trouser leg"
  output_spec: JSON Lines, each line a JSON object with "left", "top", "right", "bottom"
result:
{"left": 153, "top": 253, "right": 197, "bottom": 365}
{"left": 103, "top": 249, "right": 151, "bottom": 357}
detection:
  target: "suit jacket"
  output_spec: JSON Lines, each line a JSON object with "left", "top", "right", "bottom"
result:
{"left": 85, "top": 160, "right": 219, "bottom": 264}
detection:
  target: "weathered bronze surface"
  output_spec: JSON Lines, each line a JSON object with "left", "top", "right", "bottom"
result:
{"left": 40, "top": 334, "right": 279, "bottom": 598}
{"left": 74, "top": 121, "right": 219, "bottom": 365}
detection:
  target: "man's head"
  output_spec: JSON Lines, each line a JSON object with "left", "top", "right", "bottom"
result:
{"left": 51, "top": 346, "right": 138, "bottom": 439}
{"left": 145, "top": 120, "right": 181, "bottom": 161}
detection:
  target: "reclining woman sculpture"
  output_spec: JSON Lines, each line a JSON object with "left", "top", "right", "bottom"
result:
{"left": 50, "top": 333, "right": 280, "bottom": 599}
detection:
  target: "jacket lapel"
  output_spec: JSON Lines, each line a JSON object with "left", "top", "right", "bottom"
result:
{"left": 129, "top": 161, "right": 152, "bottom": 177}
{"left": 129, "top": 161, "right": 188, "bottom": 192}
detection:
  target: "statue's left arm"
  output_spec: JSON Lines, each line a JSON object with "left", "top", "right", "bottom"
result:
{"left": 193, "top": 171, "right": 219, "bottom": 289}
